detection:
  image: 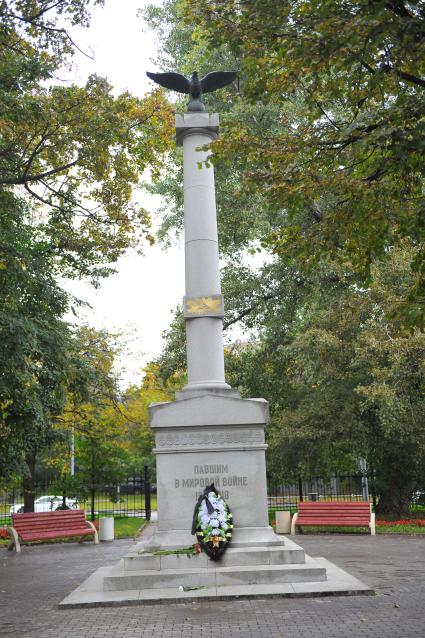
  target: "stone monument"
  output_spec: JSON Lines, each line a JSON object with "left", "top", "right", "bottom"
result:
{"left": 60, "top": 75, "right": 372, "bottom": 604}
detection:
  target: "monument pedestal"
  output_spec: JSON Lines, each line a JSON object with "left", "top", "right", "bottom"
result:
{"left": 148, "top": 393, "right": 274, "bottom": 550}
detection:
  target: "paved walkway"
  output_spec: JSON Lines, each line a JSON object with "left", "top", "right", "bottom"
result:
{"left": 1, "top": 533, "right": 424, "bottom": 637}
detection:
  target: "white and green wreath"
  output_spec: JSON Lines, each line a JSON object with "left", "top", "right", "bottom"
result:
{"left": 191, "top": 483, "right": 233, "bottom": 560}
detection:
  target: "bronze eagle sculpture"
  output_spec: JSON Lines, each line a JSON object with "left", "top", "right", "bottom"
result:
{"left": 146, "top": 70, "right": 237, "bottom": 111}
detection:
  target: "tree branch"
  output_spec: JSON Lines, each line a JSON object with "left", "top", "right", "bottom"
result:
{"left": 1, "top": 159, "right": 79, "bottom": 185}
{"left": 21, "top": 127, "right": 51, "bottom": 178}
{"left": 223, "top": 292, "right": 280, "bottom": 329}
{"left": 396, "top": 69, "right": 425, "bottom": 89}
{"left": 6, "top": 8, "right": 95, "bottom": 59}
{"left": 294, "top": 74, "right": 341, "bottom": 130}
{"left": 361, "top": 60, "right": 376, "bottom": 75}
{"left": 25, "top": 1, "right": 68, "bottom": 23}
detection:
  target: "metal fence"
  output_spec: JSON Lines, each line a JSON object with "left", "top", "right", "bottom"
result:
{"left": 268, "top": 472, "right": 375, "bottom": 511}
{"left": 0, "top": 468, "right": 153, "bottom": 524}
{"left": 1, "top": 470, "right": 376, "bottom": 524}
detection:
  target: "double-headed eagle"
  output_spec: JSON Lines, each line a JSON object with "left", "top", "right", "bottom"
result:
{"left": 146, "top": 70, "right": 237, "bottom": 111}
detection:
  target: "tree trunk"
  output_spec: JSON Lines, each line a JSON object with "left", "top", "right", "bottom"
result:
{"left": 375, "top": 481, "right": 415, "bottom": 518}
{"left": 23, "top": 449, "right": 37, "bottom": 513}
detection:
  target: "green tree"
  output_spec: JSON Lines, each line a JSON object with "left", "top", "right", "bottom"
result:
{"left": 54, "top": 326, "right": 124, "bottom": 464}
{"left": 145, "top": 0, "right": 425, "bottom": 515}
{"left": 1, "top": 0, "right": 174, "bottom": 279}
{"left": 0, "top": 192, "right": 70, "bottom": 506}
{"left": 180, "top": 0, "right": 425, "bottom": 327}
{"left": 51, "top": 335, "right": 179, "bottom": 492}
{"left": 223, "top": 245, "right": 425, "bottom": 515}
{"left": 0, "top": 0, "right": 174, "bottom": 492}
{"left": 47, "top": 326, "right": 131, "bottom": 513}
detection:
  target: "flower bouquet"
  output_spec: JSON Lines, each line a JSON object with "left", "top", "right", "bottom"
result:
{"left": 191, "top": 483, "right": 233, "bottom": 560}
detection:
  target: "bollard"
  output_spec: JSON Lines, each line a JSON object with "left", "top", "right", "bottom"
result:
{"left": 275, "top": 511, "right": 291, "bottom": 534}
{"left": 99, "top": 517, "right": 114, "bottom": 542}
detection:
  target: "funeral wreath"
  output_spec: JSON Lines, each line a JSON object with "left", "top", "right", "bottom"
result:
{"left": 191, "top": 483, "right": 233, "bottom": 560}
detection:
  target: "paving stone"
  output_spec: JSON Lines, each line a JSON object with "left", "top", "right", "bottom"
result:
{"left": 1, "top": 535, "right": 425, "bottom": 637}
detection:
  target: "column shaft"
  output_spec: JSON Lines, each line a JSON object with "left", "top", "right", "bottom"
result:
{"left": 176, "top": 113, "right": 232, "bottom": 395}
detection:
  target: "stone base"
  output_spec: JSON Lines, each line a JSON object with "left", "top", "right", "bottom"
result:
{"left": 59, "top": 557, "right": 373, "bottom": 607}
{"left": 105, "top": 525, "right": 322, "bottom": 591}
{"left": 59, "top": 524, "right": 373, "bottom": 607}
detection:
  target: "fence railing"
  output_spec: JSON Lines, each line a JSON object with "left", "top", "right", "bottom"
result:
{"left": 267, "top": 472, "right": 375, "bottom": 510}
{"left": 1, "top": 470, "right": 376, "bottom": 524}
{"left": 0, "top": 469, "right": 154, "bottom": 524}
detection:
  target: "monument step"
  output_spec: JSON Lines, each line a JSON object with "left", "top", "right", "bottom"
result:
{"left": 139, "top": 526, "right": 286, "bottom": 552}
{"left": 60, "top": 556, "right": 373, "bottom": 607}
{"left": 124, "top": 543, "right": 305, "bottom": 571}
{"left": 103, "top": 557, "right": 326, "bottom": 591}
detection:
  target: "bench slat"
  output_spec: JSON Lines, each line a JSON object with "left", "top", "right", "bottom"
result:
{"left": 13, "top": 512, "right": 86, "bottom": 527}
{"left": 20, "top": 529, "right": 94, "bottom": 541}
{"left": 13, "top": 512, "right": 87, "bottom": 522}
{"left": 18, "top": 524, "right": 93, "bottom": 533}
{"left": 14, "top": 515, "right": 86, "bottom": 523}
{"left": 298, "top": 501, "right": 369, "bottom": 509}
{"left": 14, "top": 518, "right": 86, "bottom": 528}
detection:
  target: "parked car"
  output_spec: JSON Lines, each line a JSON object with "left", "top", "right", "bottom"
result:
{"left": 119, "top": 478, "right": 145, "bottom": 495}
{"left": 119, "top": 479, "right": 157, "bottom": 495}
{"left": 10, "top": 495, "right": 78, "bottom": 515}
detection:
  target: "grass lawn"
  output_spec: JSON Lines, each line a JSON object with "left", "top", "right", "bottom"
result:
{"left": 114, "top": 517, "right": 146, "bottom": 539}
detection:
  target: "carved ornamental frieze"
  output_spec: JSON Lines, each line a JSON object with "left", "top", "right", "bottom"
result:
{"left": 155, "top": 428, "right": 264, "bottom": 451}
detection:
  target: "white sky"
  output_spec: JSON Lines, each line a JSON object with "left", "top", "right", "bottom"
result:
{"left": 63, "top": 0, "right": 185, "bottom": 388}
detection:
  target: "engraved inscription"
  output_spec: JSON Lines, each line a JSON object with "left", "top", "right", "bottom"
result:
{"left": 194, "top": 464, "right": 228, "bottom": 474}
{"left": 174, "top": 464, "right": 248, "bottom": 501}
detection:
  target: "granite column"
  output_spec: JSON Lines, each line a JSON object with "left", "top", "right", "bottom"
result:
{"left": 176, "top": 113, "right": 233, "bottom": 398}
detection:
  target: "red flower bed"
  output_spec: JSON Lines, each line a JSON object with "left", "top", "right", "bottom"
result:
{"left": 377, "top": 519, "right": 425, "bottom": 527}
{"left": 0, "top": 527, "right": 9, "bottom": 538}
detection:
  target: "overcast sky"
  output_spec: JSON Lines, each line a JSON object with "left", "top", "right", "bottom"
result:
{"left": 63, "top": 0, "right": 186, "bottom": 388}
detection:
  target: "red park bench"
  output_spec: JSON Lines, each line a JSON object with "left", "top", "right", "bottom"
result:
{"left": 7, "top": 509, "right": 99, "bottom": 552}
{"left": 291, "top": 501, "right": 376, "bottom": 536}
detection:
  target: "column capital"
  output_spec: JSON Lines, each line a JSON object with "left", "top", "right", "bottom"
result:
{"left": 175, "top": 112, "right": 219, "bottom": 146}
